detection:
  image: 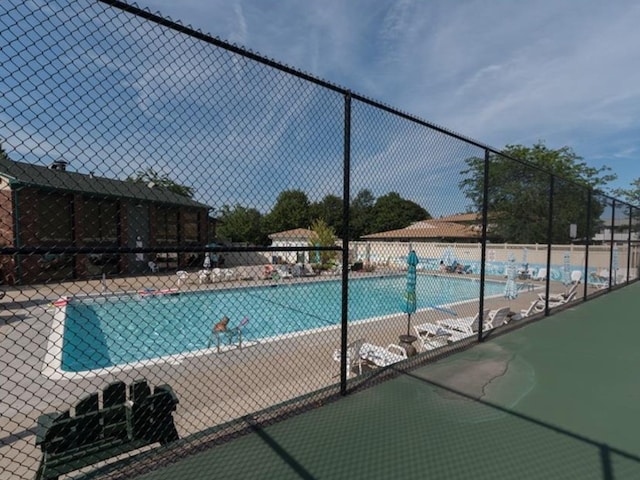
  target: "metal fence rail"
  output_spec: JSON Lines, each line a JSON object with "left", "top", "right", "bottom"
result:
{"left": 1, "top": 1, "right": 638, "bottom": 479}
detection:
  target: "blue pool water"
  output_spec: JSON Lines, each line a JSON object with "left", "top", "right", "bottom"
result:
{"left": 62, "top": 275, "right": 505, "bottom": 372}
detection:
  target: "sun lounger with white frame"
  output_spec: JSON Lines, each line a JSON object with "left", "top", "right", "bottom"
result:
{"left": 359, "top": 342, "right": 408, "bottom": 368}
{"left": 436, "top": 309, "right": 491, "bottom": 335}
{"left": 413, "top": 323, "right": 461, "bottom": 348}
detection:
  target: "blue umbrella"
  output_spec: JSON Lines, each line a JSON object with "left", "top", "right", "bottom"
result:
{"left": 504, "top": 254, "right": 517, "bottom": 300}
{"left": 401, "top": 250, "right": 419, "bottom": 335}
{"left": 562, "top": 252, "right": 571, "bottom": 286}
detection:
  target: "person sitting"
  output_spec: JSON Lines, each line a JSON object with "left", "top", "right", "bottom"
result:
{"left": 214, "top": 315, "right": 230, "bottom": 333}
{"left": 263, "top": 264, "right": 275, "bottom": 279}
{"left": 213, "top": 315, "right": 236, "bottom": 343}
{"left": 438, "top": 261, "right": 447, "bottom": 272}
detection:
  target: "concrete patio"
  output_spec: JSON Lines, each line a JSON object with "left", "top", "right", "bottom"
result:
{"left": 0, "top": 267, "right": 608, "bottom": 479}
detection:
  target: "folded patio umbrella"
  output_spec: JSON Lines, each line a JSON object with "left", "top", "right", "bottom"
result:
{"left": 401, "top": 250, "right": 419, "bottom": 335}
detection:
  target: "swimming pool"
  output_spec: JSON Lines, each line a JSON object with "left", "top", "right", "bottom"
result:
{"left": 61, "top": 275, "right": 505, "bottom": 372}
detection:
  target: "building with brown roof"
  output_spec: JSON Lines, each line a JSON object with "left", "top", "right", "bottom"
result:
{"left": 361, "top": 219, "right": 481, "bottom": 243}
{"left": 0, "top": 156, "right": 211, "bottom": 284}
{"left": 432, "top": 213, "right": 483, "bottom": 223}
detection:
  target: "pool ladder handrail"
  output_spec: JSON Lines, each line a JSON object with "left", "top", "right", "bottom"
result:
{"left": 207, "top": 317, "right": 249, "bottom": 353}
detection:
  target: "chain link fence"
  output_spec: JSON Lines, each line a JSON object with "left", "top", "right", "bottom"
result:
{"left": 1, "top": 1, "right": 639, "bottom": 478}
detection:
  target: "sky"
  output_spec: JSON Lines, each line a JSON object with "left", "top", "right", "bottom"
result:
{"left": 1, "top": 0, "right": 639, "bottom": 217}
{"left": 133, "top": 0, "right": 640, "bottom": 191}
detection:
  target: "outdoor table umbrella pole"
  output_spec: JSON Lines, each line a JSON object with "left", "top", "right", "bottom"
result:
{"left": 402, "top": 250, "right": 419, "bottom": 334}
{"left": 398, "top": 250, "right": 419, "bottom": 356}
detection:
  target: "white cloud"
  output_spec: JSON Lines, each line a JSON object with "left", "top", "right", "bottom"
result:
{"left": 4, "top": 0, "right": 640, "bottom": 210}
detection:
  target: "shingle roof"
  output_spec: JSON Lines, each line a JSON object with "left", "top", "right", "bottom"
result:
{"left": 362, "top": 220, "right": 480, "bottom": 240}
{"left": 268, "top": 228, "right": 316, "bottom": 240}
{"left": 432, "top": 213, "right": 482, "bottom": 223}
{"left": 0, "top": 157, "right": 209, "bottom": 209}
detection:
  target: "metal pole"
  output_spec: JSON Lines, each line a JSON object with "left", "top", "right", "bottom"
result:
{"left": 477, "top": 149, "right": 490, "bottom": 342}
{"left": 626, "top": 205, "right": 633, "bottom": 285}
{"left": 544, "top": 175, "right": 554, "bottom": 316}
{"left": 608, "top": 199, "right": 615, "bottom": 289}
{"left": 340, "top": 91, "right": 352, "bottom": 395}
{"left": 583, "top": 190, "right": 591, "bottom": 300}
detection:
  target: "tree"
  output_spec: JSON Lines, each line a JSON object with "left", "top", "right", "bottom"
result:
{"left": 613, "top": 178, "right": 640, "bottom": 207}
{"left": 309, "top": 194, "right": 343, "bottom": 236}
{"left": 459, "top": 141, "right": 616, "bottom": 243}
{"left": 216, "top": 204, "right": 266, "bottom": 245}
{"left": 369, "top": 192, "right": 431, "bottom": 233}
{"left": 127, "top": 168, "right": 194, "bottom": 198}
{"left": 349, "top": 189, "right": 375, "bottom": 240}
{"left": 308, "top": 218, "right": 337, "bottom": 265}
{"left": 262, "top": 190, "right": 310, "bottom": 234}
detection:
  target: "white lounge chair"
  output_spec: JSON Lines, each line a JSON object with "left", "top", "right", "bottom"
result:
{"left": 570, "top": 270, "right": 583, "bottom": 284}
{"left": 489, "top": 307, "right": 512, "bottom": 328}
{"left": 279, "top": 265, "right": 294, "bottom": 278}
{"left": 589, "top": 269, "right": 610, "bottom": 289}
{"left": 176, "top": 270, "right": 189, "bottom": 287}
{"left": 534, "top": 286, "right": 578, "bottom": 312}
{"left": 197, "top": 269, "right": 211, "bottom": 284}
{"left": 223, "top": 268, "right": 238, "bottom": 281}
{"left": 549, "top": 290, "right": 577, "bottom": 306}
{"left": 210, "top": 268, "right": 224, "bottom": 282}
{"left": 332, "top": 338, "right": 366, "bottom": 378}
{"left": 360, "top": 343, "right": 408, "bottom": 368}
{"left": 437, "top": 309, "right": 491, "bottom": 335}
{"left": 519, "top": 300, "right": 541, "bottom": 319}
{"left": 413, "top": 323, "right": 458, "bottom": 349}
{"left": 437, "top": 307, "right": 511, "bottom": 335}
{"left": 533, "top": 268, "right": 547, "bottom": 281}
{"left": 537, "top": 283, "right": 578, "bottom": 303}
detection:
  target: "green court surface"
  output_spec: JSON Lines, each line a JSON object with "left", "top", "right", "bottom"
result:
{"left": 136, "top": 283, "right": 640, "bottom": 480}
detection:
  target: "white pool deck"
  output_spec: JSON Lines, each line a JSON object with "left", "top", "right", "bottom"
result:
{"left": 0, "top": 266, "right": 607, "bottom": 479}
